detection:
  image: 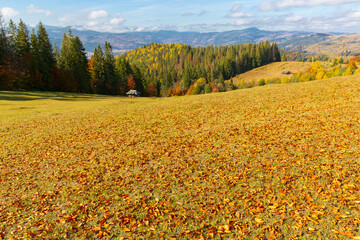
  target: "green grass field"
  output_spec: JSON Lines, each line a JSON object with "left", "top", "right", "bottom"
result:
{"left": 1, "top": 76, "right": 360, "bottom": 239}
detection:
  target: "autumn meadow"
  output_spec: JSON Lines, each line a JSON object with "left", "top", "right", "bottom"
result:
{"left": 1, "top": 74, "right": 360, "bottom": 239}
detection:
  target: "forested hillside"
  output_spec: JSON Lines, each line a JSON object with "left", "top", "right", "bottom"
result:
{"left": 120, "top": 42, "right": 281, "bottom": 96}
{"left": 0, "top": 18, "right": 281, "bottom": 97}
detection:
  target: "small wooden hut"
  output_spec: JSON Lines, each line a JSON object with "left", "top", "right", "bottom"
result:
{"left": 282, "top": 71, "right": 292, "bottom": 75}
{"left": 126, "top": 90, "right": 141, "bottom": 97}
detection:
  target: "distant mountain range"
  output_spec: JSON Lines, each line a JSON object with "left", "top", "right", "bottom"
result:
{"left": 279, "top": 33, "right": 360, "bottom": 58}
{"left": 45, "top": 26, "right": 309, "bottom": 53}
{"left": 45, "top": 26, "right": 359, "bottom": 57}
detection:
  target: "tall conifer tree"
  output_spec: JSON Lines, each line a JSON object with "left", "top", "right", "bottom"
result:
{"left": 15, "top": 19, "right": 30, "bottom": 58}
{"left": 91, "top": 44, "right": 105, "bottom": 93}
{"left": 37, "top": 22, "right": 55, "bottom": 90}
{"left": 57, "top": 29, "right": 90, "bottom": 92}
{"left": 104, "top": 41, "right": 116, "bottom": 94}
{"left": 0, "top": 14, "right": 10, "bottom": 89}
{"left": 71, "top": 36, "right": 90, "bottom": 92}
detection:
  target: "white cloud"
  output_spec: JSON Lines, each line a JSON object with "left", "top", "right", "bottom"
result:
{"left": 88, "top": 10, "right": 110, "bottom": 20}
{"left": 258, "top": 0, "right": 360, "bottom": 11}
{"left": 135, "top": 27, "right": 145, "bottom": 32}
{"left": 58, "top": 13, "right": 128, "bottom": 33}
{"left": 226, "top": 12, "right": 254, "bottom": 18}
{"left": 232, "top": 20, "right": 250, "bottom": 26}
{"left": 276, "top": 0, "right": 360, "bottom": 8}
{"left": 258, "top": 1, "right": 274, "bottom": 11}
{"left": 58, "top": 16, "right": 71, "bottom": 25}
{"left": 27, "top": 4, "right": 52, "bottom": 16}
{"left": 1, "top": 7, "right": 19, "bottom": 18}
{"left": 87, "top": 21, "right": 99, "bottom": 27}
{"left": 227, "top": 3, "right": 253, "bottom": 18}
{"left": 110, "top": 17, "right": 125, "bottom": 25}
{"left": 344, "top": 21, "right": 359, "bottom": 27}
{"left": 231, "top": 4, "right": 243, "bottom": 13}
{"left": 286, "top": 15, "right": 304, "bottom": 22}
{"left": 349, "top": 10, "right": 360, "bottom": 18}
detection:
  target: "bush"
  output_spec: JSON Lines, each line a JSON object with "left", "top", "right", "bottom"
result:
{"left": 238, "top": 79, "right": 245, "bottom": 89}
{"left": 299, "top": 72, "right": 312, "bottom": 82}
{"left": 204, "top": 84, "right": 212, "bottom": 94}
{"left": 217, "top": 83, "right": 225, "bottom": 92}
{"left": 192, "top": 83, "right": 200, "bottom": 95}
{"left": 249, "top": 79, "right": 255, "bottom": 88}
{"left": 268, "top": 78, "right": 279, "bottom": 84}
{"left": 281, "top": 77, "right": 289, "bottom": 84}
{"left": 290, "top": 75, "right": 299, "bottom": 83}
{"left": 196, "top": 77, "right": 207, "bottom": 87}
{"left": 258, "top": 78, "right": 266, "bottom": 86}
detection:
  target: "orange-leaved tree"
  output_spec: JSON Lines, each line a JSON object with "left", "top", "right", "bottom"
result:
{"left": 127, "top": 74, "right": 136, "bottom": 90}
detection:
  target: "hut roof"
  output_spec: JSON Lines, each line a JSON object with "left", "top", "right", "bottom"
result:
{"left": 126, "top": 90, "right": 141, "bottom": 95}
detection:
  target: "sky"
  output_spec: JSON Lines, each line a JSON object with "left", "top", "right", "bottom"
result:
{"left": 1, "top": 0, "right": 360, "bottom": 33}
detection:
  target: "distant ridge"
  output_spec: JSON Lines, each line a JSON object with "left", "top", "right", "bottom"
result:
{"left": 44, "top": 26, "right": 311, "bottom": 54}
{"left": 43, "top": 25, "right": 357, "bottom": 57}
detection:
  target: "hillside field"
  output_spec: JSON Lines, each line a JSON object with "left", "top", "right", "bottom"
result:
{"left": 1, "top": 76, "right": 360, "bottom": 239}
{"left": 232, "top": 62, "right": 312, "bottom": 85}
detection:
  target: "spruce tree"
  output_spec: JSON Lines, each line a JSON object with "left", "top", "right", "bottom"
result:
{"left": 71, "top": 36, "right": 90, "bottom": 92}
{"left": 131, "top": 63, "right": 144, "bottom": 95}
{"left": 104, "top": 41, "right": 116, "bottom": 94}
{"left": 53, "top": 43, "right": 60, "bottom": 65}
{"left": 13, "top": 19, "right": 31, "bottom": 88}
{"left": 30, "top": 29, "right": 38, "bottom": 56}
{"left": 7, "top": 20, "right": 17, "bottom": 49}
{"left": 15, "top": 19, "right": 30, "bottom": 58}
{"left": 58, "top": 30, "right": 71, "bottom": 71}
{"left": 0, "top": 14, "right": 10, "bottom": 89}
{"left": 115, "top": 58, "right": 131, "bottom": 94}
{"left": 272, "top": 43, "right": 281, "bottom": 62}
{"left": 91, "top": 44, "right": 105, "bottom": 93}
{"left": 255, "top": 46, "right": 262, "bottom": 67}
{"left": 37, "top": 22, "right": 55, "bottom": 90}
{"left": 29, "top": 29, "right": 40, "bottom": 89}
{"left": 57, "top": 29, "right": 90, "bottom": 92}
{"left": 0, "top": 14, "right": 8, "bottom": 65}
{"left": 182, "top": 68, "right": 191, "bottom": 89}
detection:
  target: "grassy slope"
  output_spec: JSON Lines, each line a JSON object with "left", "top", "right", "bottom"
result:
{"left": 0, "top": 91, "right": 133, "bottom": 123}
{"left": 1, "top": 76, "right": 360, "bottom": 239}
{"left": 232, "top": 61, "right": 311, "bottom": 84}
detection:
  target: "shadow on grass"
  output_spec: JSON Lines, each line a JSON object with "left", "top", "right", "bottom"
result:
{"left": 0, "top": 91, "right": 114, "bottom": 101}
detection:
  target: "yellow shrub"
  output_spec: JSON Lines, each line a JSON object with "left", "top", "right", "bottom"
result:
{"left": 281, "top": 77, "right": 289, "bottom": 84}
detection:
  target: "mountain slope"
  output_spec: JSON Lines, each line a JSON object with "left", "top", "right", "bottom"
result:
{"left": 281, "top": 33, "right": 360, "bottom": 58}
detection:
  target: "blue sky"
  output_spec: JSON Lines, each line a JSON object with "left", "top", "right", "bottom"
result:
{"left": 1, "top": 0, "right": 360, "bottom": 33}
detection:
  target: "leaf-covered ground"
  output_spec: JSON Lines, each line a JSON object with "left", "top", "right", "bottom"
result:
{"left": 1, "top": 76, "right": 360, "bottom": 239}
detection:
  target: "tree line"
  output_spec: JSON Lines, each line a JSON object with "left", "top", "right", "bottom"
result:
{"left": 0, "top": 17, "right": 281, "bottom": 96}
{"left": 0, "top": 17, "right": 142, "bottom": 94}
